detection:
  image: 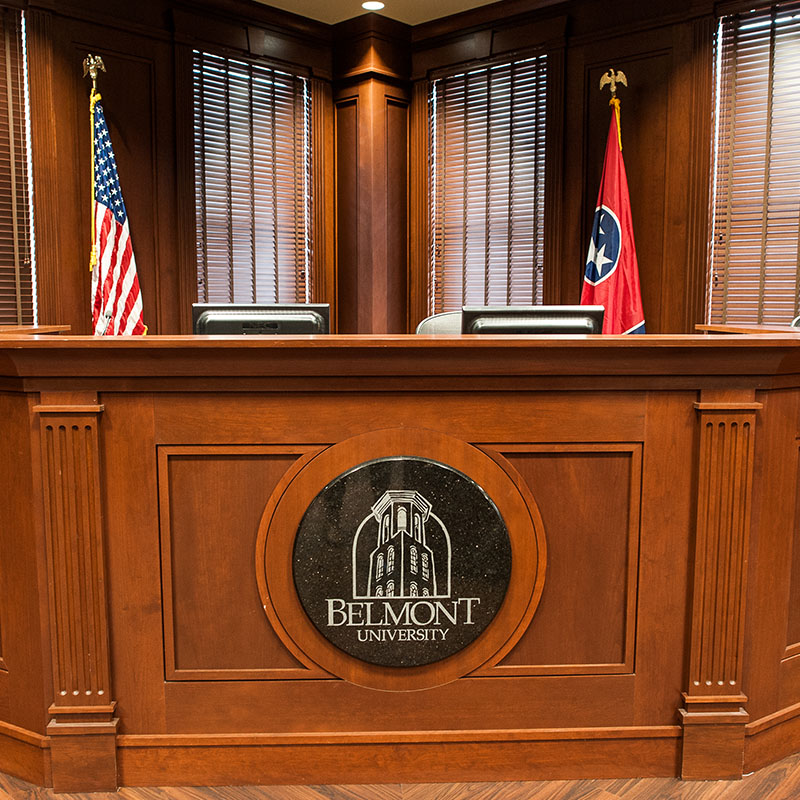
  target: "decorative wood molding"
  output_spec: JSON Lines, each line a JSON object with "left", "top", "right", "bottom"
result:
{"left": 333, "top": 14, "right": 411, "bottom": 83}
{"left": 413, "top": 13, "right": 567, "bottom": 81}
{"left": 34, "top": 393, "right": 117, "bottom": 791}
{"left": 412, "top": 0, "right": 566, "bottom": 50}
{"left": 118, "top": 724, "right": 681, "bottom": 747}
{"left": 681, "top": 389, "right": 760, "bottom": 778}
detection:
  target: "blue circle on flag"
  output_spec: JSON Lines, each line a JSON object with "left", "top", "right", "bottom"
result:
{"left": 584, "top": 205, "right": 621, "bottom": 285}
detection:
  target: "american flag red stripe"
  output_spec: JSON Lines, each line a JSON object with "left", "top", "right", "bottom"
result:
{"left": 90, "top": 94, "right": 146, "bottom": 336}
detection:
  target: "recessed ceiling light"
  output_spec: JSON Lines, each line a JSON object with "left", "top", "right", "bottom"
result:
{"left": 362, "top": 1, "right": 385, "bottom": 9}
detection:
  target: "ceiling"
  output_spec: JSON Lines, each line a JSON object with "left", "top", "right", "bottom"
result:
{"left": 253, "top": 0, "right": 503, "bottom": 25}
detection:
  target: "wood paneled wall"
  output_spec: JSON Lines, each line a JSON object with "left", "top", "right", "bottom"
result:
{"left": 24, "top": 0, "right": 718, "bottom": 334}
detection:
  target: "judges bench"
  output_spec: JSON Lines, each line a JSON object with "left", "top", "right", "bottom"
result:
{"left": 1, "top": 333, "right": 800, "bottom": 790}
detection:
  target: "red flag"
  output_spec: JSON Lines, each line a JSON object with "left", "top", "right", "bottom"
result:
{"left": 581, "top": 99, "right": 645, "bottom": 334}
{"left": 89, "top": 90, "right": 146, "bottom": 336}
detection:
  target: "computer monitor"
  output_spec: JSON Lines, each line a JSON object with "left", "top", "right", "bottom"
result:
{"left": 192, "top": 303, "right": 330, "bottom": 335}
{"left": 461, "top": 305, "right": 605, "bottom": 335}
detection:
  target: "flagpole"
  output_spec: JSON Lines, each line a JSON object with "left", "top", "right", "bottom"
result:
{"left": 581, "top": 67, "right": 645, "bottom": 335}
{"left": 599, "top": 68, "right": 627, "bottom": 151}
{"left": 83, "top": 54, "right": 105, "bottom": 271}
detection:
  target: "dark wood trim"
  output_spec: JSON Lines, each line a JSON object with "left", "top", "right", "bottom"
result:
{"left": 407, "top": 80, "right": 429, "bottom": 330}
{"left": 174, "top": 0, "right": 332, "bottom": 43}
{"left": 412, "top": 0, "right": 567, "bottom": 44}
{"left": 25, "top": 9, "right": 62, "bottom": 327}
{"left": 683, "top": 16, "right": 715, "bottom": 330}
{"left": 544, "top": 42, "right": 566, "bottom": 304}
{"left": 715, "top": 0, "right": 770, "bottom": 17}
{"left": 311, "top": 78, "right": 337, "bottom": 328}
{"left": 173, "top": 44, "right": 196, "bottom": 335}
{"left": 412, "top": 13, "right": 566, "bottom": 81}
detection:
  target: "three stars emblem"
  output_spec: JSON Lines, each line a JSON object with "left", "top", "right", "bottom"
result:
{"left": 584, "top": 206, "right": 621, "bottom": 284}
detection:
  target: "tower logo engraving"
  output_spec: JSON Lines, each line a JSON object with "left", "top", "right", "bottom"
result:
{"left": 293, "top": 457, "right": 511, "bottom": 668}
{"left": 355, "top": 489, "right": 450, "bottom": 600}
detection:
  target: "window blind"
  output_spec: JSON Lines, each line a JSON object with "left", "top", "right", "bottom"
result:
{"left": 709, "top": 2, "right": 800, "bottom": 324}
{"left": 193, "top": 51, "right": 312, "bottom": 304}
{"left": 0, "top": 8, "right": 33, "bottom": 326}
{"left": 429, "top": 55, "right": 547, "bottom": 314}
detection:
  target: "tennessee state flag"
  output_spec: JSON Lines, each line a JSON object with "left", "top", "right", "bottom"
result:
{"left": 581, "top": 98, "right": 645, "bottom": 334}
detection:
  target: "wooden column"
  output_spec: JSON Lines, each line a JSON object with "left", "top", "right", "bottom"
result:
{"left": 34, "top": 392, "right": 117, "bottom": 792}
{"left": 333, "top": 15, "right": 410, "bottom": 333}
{"left": 681, "top": 390, "right": 761, "bottom": 779}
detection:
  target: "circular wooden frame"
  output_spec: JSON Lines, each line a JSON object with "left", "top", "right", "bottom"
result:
{"left": 255, "top": 428, "right": 547, "bottom": 691}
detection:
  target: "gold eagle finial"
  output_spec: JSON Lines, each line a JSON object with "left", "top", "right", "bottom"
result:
{"left": 82, "top": 54, "right": 106, "bottom": 91}
{"left": 599, "top": 68, "right": 627, "bottom": 98}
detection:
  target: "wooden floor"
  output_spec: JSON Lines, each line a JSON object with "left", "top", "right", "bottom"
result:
{"left": 4, "top": 753, "right": 800, "bottom": 800}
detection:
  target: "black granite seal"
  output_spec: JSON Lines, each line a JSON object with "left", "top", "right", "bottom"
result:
{"left": 292, "top": 456, "right": 511, "bottom": 667}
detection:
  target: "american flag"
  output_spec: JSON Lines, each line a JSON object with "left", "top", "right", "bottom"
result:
{"left": 90, "top": 94, "right": 146, "bottom": 335}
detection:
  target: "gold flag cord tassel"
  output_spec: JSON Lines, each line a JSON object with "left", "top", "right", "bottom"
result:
{"left": 610, "top": 95, "right": 622, "bottom": 152}
{"left": 89, "top": 88, "right": 101, "bottom": 271}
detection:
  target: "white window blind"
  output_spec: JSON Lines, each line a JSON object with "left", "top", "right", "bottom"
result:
{"left": 0, "top": 8, "right": 33, "bottom": 326}
{"left": 193, "top": 51, "right": 312, "bottom": 304}
{"left": 429, "top": 55, "right": 547, "bottom": 314}
{"left": 709, "top": 2, "right": 800, "bottom": 324}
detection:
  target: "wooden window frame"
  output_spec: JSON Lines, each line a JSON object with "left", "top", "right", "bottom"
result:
{"left": 708, "top": 1, "right": 800, "bottom": 324}
{"left": 0, "top": 7, "right": 33, "bottom": 327}
{"left": 192, "top": 48, "right": 313, "bottom": 306}
{"left": 409, "top": 43, "right": 565, "bottom": 328}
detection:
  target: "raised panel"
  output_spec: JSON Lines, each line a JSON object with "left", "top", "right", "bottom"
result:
{"left": 494, "top": 445, "right": 642, "bottom": 674}
{"left": 386, "top": 96, "right": 408, "bottom": 332}
{"left": 158, "top": 446, "right": 321, "bottom": 679}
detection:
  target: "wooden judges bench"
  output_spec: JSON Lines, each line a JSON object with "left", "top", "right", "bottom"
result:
{"left": 3, "top": 333, "right": 800, "bottom": 791}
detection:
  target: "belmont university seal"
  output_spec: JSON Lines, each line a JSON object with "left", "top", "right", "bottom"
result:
{"left": 292, "top": 457, "right": 512, "bottom": 667}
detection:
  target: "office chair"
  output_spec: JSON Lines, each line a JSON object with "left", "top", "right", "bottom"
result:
{"left": 415, "top": 311, "right": 462, "bottom": 334}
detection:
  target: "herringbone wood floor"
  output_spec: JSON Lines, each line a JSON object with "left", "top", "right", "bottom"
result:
{"left": 3, "top": 752, "right": 800, "bottom": 800}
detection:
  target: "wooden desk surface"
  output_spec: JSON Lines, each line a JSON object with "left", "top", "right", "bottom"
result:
{"left": 0, "top": 332, "right": 799, "bottom": 390}
{"left": 697, "top": 322, "right": 800, "bottom": 334}
{"left": 0, "top": 323, "right": 70, "bottom": 335}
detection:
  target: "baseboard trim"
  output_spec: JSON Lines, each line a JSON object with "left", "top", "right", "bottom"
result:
{"left": 117, "top": 728, "right": 682, "bottom": 786}
{"left": 0, "top": 720, "right": 50, "bottom": 786}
